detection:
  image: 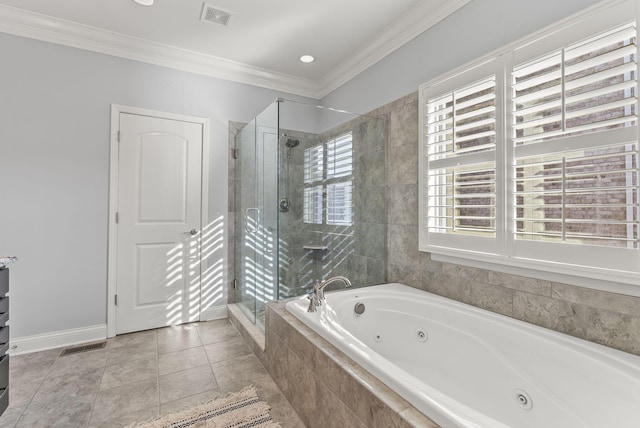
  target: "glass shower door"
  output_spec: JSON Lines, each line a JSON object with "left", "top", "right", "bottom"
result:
{"left": 234, "top": 101, "right": 279, "bottom": 329}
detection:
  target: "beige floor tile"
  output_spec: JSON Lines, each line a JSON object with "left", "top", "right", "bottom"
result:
{"left": 90, "top": 378, "right": 158, "bottom": 425}
{"left": 108, "top": 330, "right": 157, "bottom": 349}
{"left": 107, "top": 331, "right": 158, "bottom": 367}
{"left": 156, "top": 324, "right": 199, "bottom": 339}
{"left": 31, "top": 367, "right": 103, "bottom": 405}
{"left": 106, "top": 346, "right": 157, "bottom": 367}
{"left": 87, "top": 406, "right": 159, "bottom": 428}
{"left": 9, "top": 365, "right": 50, "bottom": 386}
{"left": 157, "top": 330, "right": 202, "bottom": 354}
{"left": 158, "top": 364, "right": 217, "bottom": 404}
{"left": 0, "top": 405, "right": 25, "bottom": 428}
{"left": 158, "top": 347, "right": 209, "bottom": 376}
{"left": 6, "top": 378, "right": 41, "bottom": 408}
{"left": 211, "top": 354, "right": 269, "bottom": 394}
{"left": 197, "top": 322, "right": 241, "bottom": 345}
{"left": 100, "top": 356, "right": 157, "bottom": 390}
{"left": 204, "top": 335, "right": 251, "bottom": 363}
{"left": 3, "top": 320, "right": 304, "bottom": 428}
{"left": 9, "top": 349, "right": 59, "bottom": 372}
{"left": 159, "top": 388, "right": 220, "bottom": 415}
{"left": 15, "top": 394, "right": 94, "bottom": 428}
{"left": 46, "top": 349, "right": 109, "bottom": 379}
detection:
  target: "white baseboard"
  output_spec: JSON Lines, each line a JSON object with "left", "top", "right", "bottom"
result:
{"left": 9, "top": 324, "right": 107, "bottom": 356}
{"left": 9, "top": 308, "right": 228, "bottom": 355}
{"left": 201, "top": 305, "right": 228, "bottom": 321}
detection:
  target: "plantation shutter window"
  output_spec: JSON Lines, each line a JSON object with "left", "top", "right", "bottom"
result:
{"left": 422, "top": 58, "right": 502, "bottom": 254}
{"left": 420, "top": 0, "right": 640, "bottom": 285}
{"left": 514, "top": 24, "right": 637, "bottom": 145}
{"left": 512, "top": 18, "right": 640, "bottom": 271}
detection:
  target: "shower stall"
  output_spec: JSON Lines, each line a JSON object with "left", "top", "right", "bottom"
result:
{"left": 230, "top": 98, "right": 387, "bottom": 330}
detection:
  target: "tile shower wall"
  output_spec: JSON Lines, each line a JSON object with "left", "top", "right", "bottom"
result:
{"left": 278, "top": 116, "right": 387, "bottom": 299}
{"left": 376, "top": 92, "right": 640, "bottom": 357}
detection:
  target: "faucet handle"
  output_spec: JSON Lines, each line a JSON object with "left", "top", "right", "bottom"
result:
{"left": 306, "top": 293, "right": 319, "bottom": 313}
{"left": 314, "top": 279, "right": 325, "bottom": 303}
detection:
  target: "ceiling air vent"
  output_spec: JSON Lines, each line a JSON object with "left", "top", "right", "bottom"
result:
{"left": 200, "top": 4, "right": 232, "bottom": 26}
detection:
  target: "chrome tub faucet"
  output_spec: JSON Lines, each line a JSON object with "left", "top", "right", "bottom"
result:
{"left": 307, "top": 276, "right": 352, "bottom": 312}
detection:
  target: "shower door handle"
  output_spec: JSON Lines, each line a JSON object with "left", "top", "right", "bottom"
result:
{"left": 244, "top": 208, "right": 260, "bottom": 234}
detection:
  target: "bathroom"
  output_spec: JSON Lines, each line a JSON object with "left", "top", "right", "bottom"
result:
{"left": 1, "top": 0, "right": 640, "bottom": 426}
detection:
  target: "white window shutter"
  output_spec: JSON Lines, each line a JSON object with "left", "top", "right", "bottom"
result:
{"left": 513, "top": 22, "right": 639, "bottom": 250}
{"left": 425, "top": 75, "right": 498, "bottom": 242}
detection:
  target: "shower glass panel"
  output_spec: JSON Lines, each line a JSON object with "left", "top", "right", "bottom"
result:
{"left": 277, "top": 100, "right": 387, "bottom": 300}
{"left": 233, "top": 102, "right": 279, "bottom": 329}
{"left": 233, "top": 98, "right": 387, "bottom": 330}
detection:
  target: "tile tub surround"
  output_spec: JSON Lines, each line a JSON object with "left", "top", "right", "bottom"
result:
{"left": 263, "top": 300, "right": 439, "bottom": 428}
{"left": 377, "top": 91, "right": 640, "bottom": 357}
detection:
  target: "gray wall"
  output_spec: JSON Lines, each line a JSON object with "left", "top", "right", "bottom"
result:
{"left": 0, "top": 33, "right": 313, "bottom": 339}
{"left": 321, "top": 0, "right": 602, "bottom": 114}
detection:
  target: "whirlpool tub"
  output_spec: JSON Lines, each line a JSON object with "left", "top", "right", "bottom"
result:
{"left": 285, "top": 283, "right": 640, "bottom": 428}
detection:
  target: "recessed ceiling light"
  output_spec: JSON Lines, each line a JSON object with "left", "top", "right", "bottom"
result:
{"left": 299, "top": 55, "right": 315, "bottom": 64}
{"left": 133, "top": 0, "right": 154, "bottom": 6}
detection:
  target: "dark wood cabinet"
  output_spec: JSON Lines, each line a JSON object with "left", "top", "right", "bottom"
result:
{"left": 0, "top": 267, "right": 9, "bottom": 416}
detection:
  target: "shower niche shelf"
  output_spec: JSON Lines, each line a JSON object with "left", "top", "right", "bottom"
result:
{"left": 303, "top": 245, "right": 329, "bottom": 251}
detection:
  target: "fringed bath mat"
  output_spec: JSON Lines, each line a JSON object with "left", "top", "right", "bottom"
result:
{"left": 129, "top": 386, "right": 280, "bottom": 428}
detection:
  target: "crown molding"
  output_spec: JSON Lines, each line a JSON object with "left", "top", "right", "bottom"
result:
{"left": 0, "top": 2, "right": 471, "bottom": 100}
{"left": 317, "top": 0, "right": 472, "bottom": 98}
{"left": 0, "top": 4, "right": 322, "bottom": 98}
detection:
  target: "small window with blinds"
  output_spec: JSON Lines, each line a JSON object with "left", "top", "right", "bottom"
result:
{"left": 303, "top": 144, "right": 324, "bottom": 224}
{"left": 326, "top": 134, "right": 353, "bottom": 225}
{"left": 327, "top": 134, "right": 353, "bottom": 178}
{"left": 420, "top": 0, "right": 640, "bottom": 284}
{"left": 303, "top": 186, "right": 323, "bottom": 224}
{"left": 302, "top": 134, "right": 354, "bottom": 226}
{"left": 327, "top": 181, "right": 353, "bottom": 225}
{"left": 425, "top": 75, "right": 497, "bottom": 239}
{"left": 304, "top": 145, "right": 324, "bottom": 184}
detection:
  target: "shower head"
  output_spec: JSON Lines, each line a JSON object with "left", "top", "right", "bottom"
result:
{"left": 285, "top": 138, "right": 300, "bottom": 148}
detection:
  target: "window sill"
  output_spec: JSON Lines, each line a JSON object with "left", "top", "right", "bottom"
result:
{"left": 423, "top": 246, "right": 640, "bottom": 298}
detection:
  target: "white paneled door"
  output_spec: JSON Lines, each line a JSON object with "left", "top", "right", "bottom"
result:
{"left": 115, "top": 112, "right": 203, "bottom": 334}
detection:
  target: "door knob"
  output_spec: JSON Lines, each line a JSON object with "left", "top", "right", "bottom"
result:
{"left": 186, "top": 228, "right": 198, "bottom": 236}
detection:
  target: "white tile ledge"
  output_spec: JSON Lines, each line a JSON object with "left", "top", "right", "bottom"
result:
{"left": 227, "top": 304, "right": 265, "bottom": 352}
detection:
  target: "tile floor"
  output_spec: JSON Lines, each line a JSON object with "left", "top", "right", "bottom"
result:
{"left": 0, "top": 319, "right": 305, "bottom": 427}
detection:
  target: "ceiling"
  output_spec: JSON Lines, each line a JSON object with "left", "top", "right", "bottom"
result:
{"left": 0, "top": 0, "right": 470, "bottom": 97}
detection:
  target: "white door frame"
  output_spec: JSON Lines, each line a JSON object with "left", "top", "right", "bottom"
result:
{"left": 107, "top": 104, "right": 210, "bottom": 338}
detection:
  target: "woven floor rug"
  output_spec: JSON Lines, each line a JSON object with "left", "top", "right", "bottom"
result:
{"left": 129, "top": 386, "right": 280, "bottom": 428}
